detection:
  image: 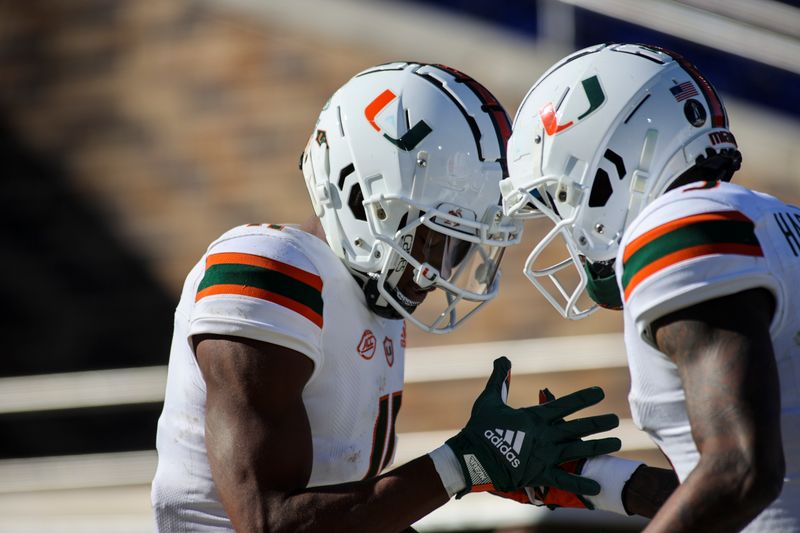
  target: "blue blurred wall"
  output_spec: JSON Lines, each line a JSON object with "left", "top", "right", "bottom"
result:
{"left": 400, "top": 0, "right": 800, "bottom": 117}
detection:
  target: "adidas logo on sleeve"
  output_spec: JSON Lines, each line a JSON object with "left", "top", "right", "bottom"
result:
{"left": 484, "top": 428, "right": 525, "bottom": 468}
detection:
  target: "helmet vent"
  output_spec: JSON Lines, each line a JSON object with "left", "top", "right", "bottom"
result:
{"left": 336, "top": 106, "right": 345, "bottom": 137}
{"left": 414, "top": 70, "right": 484, "bottom": 160}
{"left": 588, "top": 168, "right": 613, "bottom": 207}
{"left": 338, "top": 163, "right": 355, "bottom": 190}
{"left": 611, "top": 46, "right": 666, "bottom": 65}
{"left": 624, "top": 94, "right": 651, "bottom": 124}
{"left": 348, "top": 183, "right": 367, "bottom": 221}
{"left": 603, "top": 149, "right": 627, "bottom": 179}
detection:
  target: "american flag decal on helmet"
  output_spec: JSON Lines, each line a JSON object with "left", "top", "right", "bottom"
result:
{"left": 652, "top": 45, "right": 728, "bottom": 127}
{"left": 670, "top": 81, "right": 699, "bottom": 102}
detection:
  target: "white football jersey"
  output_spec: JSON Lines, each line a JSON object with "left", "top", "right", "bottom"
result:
{"left": 617, "top": 181, "right": 800, "bottom": 531}
{"left": 152, "top": 224, "right": 405, "bottom": 532}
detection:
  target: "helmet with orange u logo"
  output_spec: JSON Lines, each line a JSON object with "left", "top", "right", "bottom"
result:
{"left": 301, "top": 62, "right": 521, "bottom": 333}
{"left": 501, "top": 44, "right": 741, "bottom": 319}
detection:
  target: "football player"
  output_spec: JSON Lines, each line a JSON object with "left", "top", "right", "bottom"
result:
{"left": 151, "top": 62, "right": 622, "bottom": 532}
{"left": 501, "top": 43, "right": 798, "bottom": 531}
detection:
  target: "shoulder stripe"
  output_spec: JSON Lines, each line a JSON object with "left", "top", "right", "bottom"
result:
{"left": 622, "top": 210, "right": 762, "bottom": 302}
{"left": 623, "top": 211, "right": 751, "bottom": 262}
{"left": 197, "top": 253, "right": 323, "bottom": 328}
{"left": 206, "top": 252, "right": 322, "bottom": 290}
{"left": 623, "top": 243, "right": 763, "bottom": 302}
{"left": 196, "top": 285, "right": 323, "bottom": 328}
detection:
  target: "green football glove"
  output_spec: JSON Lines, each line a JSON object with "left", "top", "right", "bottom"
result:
{"left": 445, "top": 357, "right": 621, "bottom": 498}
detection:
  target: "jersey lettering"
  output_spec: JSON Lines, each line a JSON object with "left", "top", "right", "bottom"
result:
{"left": 364, "top": 391, "right": 403, "bottom": 479}
{"left": 773, "top": 211, "right": 800, "bottom": 257}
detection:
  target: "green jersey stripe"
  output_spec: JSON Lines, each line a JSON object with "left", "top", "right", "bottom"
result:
{"left": 198, "top": 263, "right": 323, "bottom": 315}
{"left": 622, "top": 219, "right": 760, "bottom": 290}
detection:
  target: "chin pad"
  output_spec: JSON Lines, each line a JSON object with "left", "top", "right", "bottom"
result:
{"left": 584, "top": 261, "right": 623, "bottom": 310}
{"left": 361, "top": 274, "right": 418, "bottom": 319}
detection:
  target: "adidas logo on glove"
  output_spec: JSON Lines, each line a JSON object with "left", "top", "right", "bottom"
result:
{"left": 484, "top": 428, "right": 525, "bottom": 468}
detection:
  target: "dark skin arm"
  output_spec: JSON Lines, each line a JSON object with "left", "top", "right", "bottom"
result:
{"left": 643, "top": 288, "right": 785, "bottom": 532}
{"left": 194, "top": 334, "right": 448, "bottom": 533}
{"left": 623, "top": 465, "right": 679, "bottom": 518}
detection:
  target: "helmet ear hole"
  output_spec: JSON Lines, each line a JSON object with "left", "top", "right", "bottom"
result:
{"left": 348, "top": 183, "right": 367, "bottom": 221}
{"left": 588, "top": 168, "right": 613, "bottom": 207}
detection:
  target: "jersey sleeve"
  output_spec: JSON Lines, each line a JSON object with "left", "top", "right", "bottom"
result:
{"left": 188, "top": 228, "right": 324, "bottom": 373}
{"left": 617, "top": 191, "right": 779, "bottom": 343}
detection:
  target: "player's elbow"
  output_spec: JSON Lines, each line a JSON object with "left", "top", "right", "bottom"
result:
{"left": 733, "top": 450, "right": 785, "bottom": 512}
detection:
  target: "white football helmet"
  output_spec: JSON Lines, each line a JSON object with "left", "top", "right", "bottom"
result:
{"left": 500, "top": 43, "right": 741, "bottom": 320}
{"left": 302, "top": 62, "right": 521, "bottom": 333}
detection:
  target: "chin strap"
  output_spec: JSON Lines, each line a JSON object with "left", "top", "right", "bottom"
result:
{"left": 357, "top": 273, "right": 419, "bottom": 319}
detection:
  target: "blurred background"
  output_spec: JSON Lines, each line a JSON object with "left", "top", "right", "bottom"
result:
{"left": 1, "top": 0, "right": 797, "bottom": 531}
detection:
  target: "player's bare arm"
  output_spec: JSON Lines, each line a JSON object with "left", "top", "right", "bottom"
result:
{"left": 196, "top": 334, "right": 621, "bottom": 532}
{"left": 645, "top": 288, "right": 784, "bottom": 532}
{"left": 621, "top": 464, "right": 679, "bottom": 518}
{"left": 196, "top": 333, "right": 448, "bottom": 533}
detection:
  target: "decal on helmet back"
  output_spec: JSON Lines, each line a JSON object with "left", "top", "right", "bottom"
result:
{"left": 708, "top": 131, "right": 737, "bottom": 146}
{"left": 649, "top": 45, "right": 727, "bottom": 128}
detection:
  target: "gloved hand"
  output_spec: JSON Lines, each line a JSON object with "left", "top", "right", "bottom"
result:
{"left": 527, "top": 389, "right": 594, "bottom": 509}
{"left": 499, "top": 388, "right": 643, "bottom": 514}
{"left": 527, "top": 459, "right": 595, "bottom": 509}
{"left": 486, "top": 391, "right": 595, "bottom": 509}
{"left": 488, "top": 460, "right": 593, "bottom": 509}
{"left": 445, "top": 357, "right": 621, "bottom": 498}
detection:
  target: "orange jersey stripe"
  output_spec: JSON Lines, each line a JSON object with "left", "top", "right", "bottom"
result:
{"left": 196, "top": 284, "right": 323, "bottom": 328}
{"left": 623, "top": 211, "right": 752, "bottom": 263}
{"left": 623, "top": 242, "right": 763, "bottom": 301}
{"left": 206, "top": 252, "right": 322, "bottom": 291}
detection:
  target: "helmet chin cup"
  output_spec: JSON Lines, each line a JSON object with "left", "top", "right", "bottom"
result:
{"left": 362, "top": 273, "right": 417, "bottom": 320}
{"left": 583, "top": 262, "right": 623, "bottom": 310}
